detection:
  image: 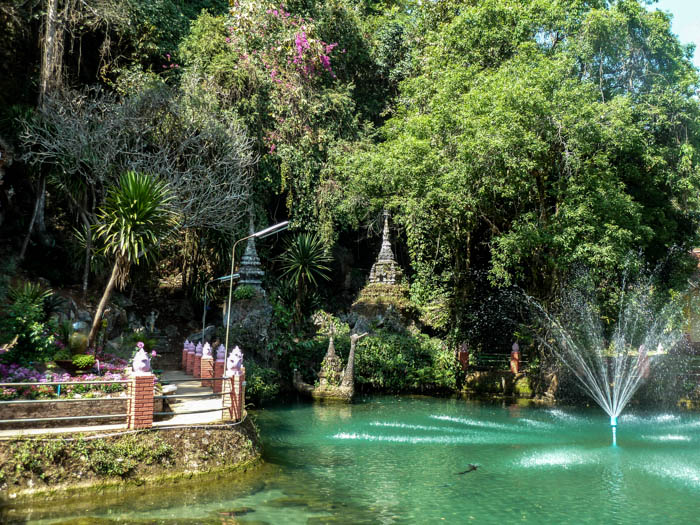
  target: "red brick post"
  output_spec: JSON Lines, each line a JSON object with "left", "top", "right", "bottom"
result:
{"left": 186, "top": 349, "right": 195, "bottom": 375}
{"left": 213, "top": 358, "right": 225, "bottom": 393}
{"left": 181, "top": 343, "right": 189, "bottom": 371}
{"left": 200, "top": 356, "right": 214, "bottom": 387}
{"left": 127, "top": 373, "right": 155, "bottom": 429}
{"left": 222, "top": 368, "right": 245, "bottom": 421}
{"left": 194, "top": 353, "right": 202, "bottom": 379}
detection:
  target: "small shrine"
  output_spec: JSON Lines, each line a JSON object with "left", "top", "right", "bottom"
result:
{"left": 238, "top": 214, "right": 265, "bottom": 293}
{"left": 224, "top": 212, "right": 273, "bottom": 357}
{"left": 350, "top": 210, "right": 411, "bottom": 332}
{"left": 317, "top": 336, "right": 342, "bottom": 388}
{"left": 368, "top": 210, "right": 403, "bottom": 285}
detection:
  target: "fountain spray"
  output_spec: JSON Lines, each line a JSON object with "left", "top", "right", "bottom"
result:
{"left": 527, "top": 267, "right": 685, "bottom": 448}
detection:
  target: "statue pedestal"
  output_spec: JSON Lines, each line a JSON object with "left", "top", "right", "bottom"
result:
{"left": 186, "top": 350, "right": 195, "bottom": 375}
{"left": 213, "top": 359, "right": 225, "bottom": 393}
{"left": 222, "top": 369, "right": 245, "bottom": 421}
{"left": 194, "top": 354, "right": 202, "bottom": 378}
{"left": 127, "top": 373, "right": 155, "bottom": 429}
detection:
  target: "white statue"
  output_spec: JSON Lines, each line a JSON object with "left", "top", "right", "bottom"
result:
{"left": 132, "top": 348, "right": 151, "bottom": 375}
{"left": 226, "top": 346, "right": 244, "bottom": 377}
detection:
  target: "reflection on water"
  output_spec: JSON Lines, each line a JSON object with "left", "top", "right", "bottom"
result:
{"left": 2, "top": 396, "right": 700, "bottom": 524}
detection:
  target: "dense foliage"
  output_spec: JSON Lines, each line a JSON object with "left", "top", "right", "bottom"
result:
{"left": 1, "top": 0, "right": 699, "bottom": 397}
{"left": 326, "top": 1, "right": 700, "bottom": 335}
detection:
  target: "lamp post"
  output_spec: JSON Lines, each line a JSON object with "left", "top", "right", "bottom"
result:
{"left": 224, "top": 221, "right": 289, "bottom": 361}
{"left": 202, "top": 273, "right": 240, "bottom": 342}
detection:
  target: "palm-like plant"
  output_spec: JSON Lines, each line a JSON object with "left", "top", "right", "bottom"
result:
{"left": 278, "top": 233, "right": 333, "bottom": 324}
{"left": 87, "top": 172, "right": 178, "bottom": 346}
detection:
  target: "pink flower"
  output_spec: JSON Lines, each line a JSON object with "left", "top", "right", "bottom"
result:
{"left": 151, "top": 350, "right": 157, "bottom": 357}
{"left": 137, "top": 342, "right": 144, "bottom": 349}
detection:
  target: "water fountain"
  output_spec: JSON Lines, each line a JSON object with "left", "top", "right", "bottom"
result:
{"left": 530, "top": 272, "right": 687, "bottom": 445}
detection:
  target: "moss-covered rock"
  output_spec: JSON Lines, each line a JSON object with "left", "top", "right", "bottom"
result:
{"left": 514, "top": 375, "right": 533, "bottom": 398}
{"left": 0, "top": 418, "right": 261, "bottom": 500}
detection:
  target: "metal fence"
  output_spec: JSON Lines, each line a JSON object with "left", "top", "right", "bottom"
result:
{"left": 0, "top": 379, "right": 130, "bottom": 425}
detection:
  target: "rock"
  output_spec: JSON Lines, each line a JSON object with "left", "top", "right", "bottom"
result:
{"left": 111, "top": 292, "right": 134, "bottom": 308}
{"left": 514, "top": 375, "right": 533, "bottom": 398}
{"left": 103, "top": 304, "right": 128, "bottom": 339}
{"left": 76, "top": 309, "right": 92, "bottom": 322}
{"left": 188, "top": 325, "right": 217, "bottom": 343}
{"left": 165, "top": 324, "right": 178, "bottom": 338}
{"left": 225, "top": 292, "right": 273, "bottom": 357}
{"left": 464, "top": 370, "right": 514, "bottom": 395}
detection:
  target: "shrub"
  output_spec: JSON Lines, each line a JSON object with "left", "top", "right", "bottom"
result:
{"left": 244, "top": 361, "right": 281, "bottom": 406}
{"left": 232, "top": 285, "right": 257, "bottom": 302}
{"left": 0, "top": 282, "right": 58, "bottom": 365}
{"left": 72, "top": 354, "right": 96, "bottom": 370}
{"left": 354, "top": 330, "right": 457, "bottom": 393}
{"left": 53, "top": 348, "right": 72, "bottom": 361}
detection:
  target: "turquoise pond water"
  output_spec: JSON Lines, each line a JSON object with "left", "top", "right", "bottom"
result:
{"left": 4, "top": 396, "right": 700, "bottom": 524}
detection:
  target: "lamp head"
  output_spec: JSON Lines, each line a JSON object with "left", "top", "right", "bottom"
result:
{"left": 253, "top": 221, "right": 289, "bottom": 239}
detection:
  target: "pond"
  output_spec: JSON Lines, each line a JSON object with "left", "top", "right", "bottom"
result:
{"left": 4, "top": 396, "right": 700, "bottom": 524}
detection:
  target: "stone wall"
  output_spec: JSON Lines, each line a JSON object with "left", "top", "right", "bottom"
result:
{"left": 0, "top": 397, "right": 163, "bottom": 429}
{"left": 464, "top": 371, "right": 534, "bottom": 398}
{"left": 0, "top": 419, "right": 261, "bottom": 502}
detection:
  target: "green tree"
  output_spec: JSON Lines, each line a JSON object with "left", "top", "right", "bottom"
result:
{"left": 279, "top": 233, "right": 333, "bottom": 324}
{"left": 325, "top": 0, "right": 700, "bottom": 340}
{"left": 87, "top": 172, "right": 178, "bottom": 346}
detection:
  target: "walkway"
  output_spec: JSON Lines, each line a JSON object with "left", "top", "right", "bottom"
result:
{"left": 154, "top": 370, "right": 224, "bottom": 426}
{"left": 0, "top": 369, "right": 225, "bottom": 439}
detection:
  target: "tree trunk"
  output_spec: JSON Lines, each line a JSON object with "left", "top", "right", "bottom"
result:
{"left": 19, "top": 176, "right": 45, "bottom": 261}
{"left": 35, "top": 184, "right": 48, "bottom": 240}
{"left": 81, "top": 214, "right": 92, "bottom": 299}
{"left": 87, "top": 259, "right": 120, "bottom": 348}
{"left": 39, "top": 0, "right": 62, "bottom": 107}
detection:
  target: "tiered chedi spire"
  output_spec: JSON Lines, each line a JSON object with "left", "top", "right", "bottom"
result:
{"left": 368, "top": 210, "right": 403, "bottom": 285}
{"left": 238, "top": 214, "right": 265, "bottom": 292}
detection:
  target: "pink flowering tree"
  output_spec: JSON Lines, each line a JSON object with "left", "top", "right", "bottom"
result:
{"left": 180, "top": 2, "right": 359, "bottom": 225}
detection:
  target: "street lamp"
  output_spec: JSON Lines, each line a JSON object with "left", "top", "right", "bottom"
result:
{"left": 223, "top": 221, "right": 289, "bottom": 360}
{"left": 202, "top": 273, "right": 240, "bottom": 342}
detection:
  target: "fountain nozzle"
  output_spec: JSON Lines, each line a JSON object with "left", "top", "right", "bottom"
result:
{"left": 610, "top": 416, "right": 618, "bottom": 446}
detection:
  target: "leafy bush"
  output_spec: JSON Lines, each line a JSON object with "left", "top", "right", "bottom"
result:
{"left": 354, "top": 330, "right": 457, "bottom": 393}
{"left": 232, "top": 285, "right": 257, "bottom": 302}
{"left": 244, "top": 361, "right": 281, "bottom": 406}
{"left": 86, "top": 434, "right": 173, "bottom": 477}
{"left": 0, "top": 282, "right": 58, "bottom": 365}
{"left": 53, "top": 348, "right": 72, "bottom": 361}
{"left": 9, "top": 434, "right": 173, "bottom": 480}
{"left": 72, "top": 354, "right": 96, "bottom": 370}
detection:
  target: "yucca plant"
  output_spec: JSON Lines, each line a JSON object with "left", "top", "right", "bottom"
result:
{"left": 87, "top": 172, "right": 178, "bottom": 346}
{"left": 278, "top": 233, "right": 333, "bottom": 325}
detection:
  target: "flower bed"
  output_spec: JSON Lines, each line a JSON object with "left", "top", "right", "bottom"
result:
{"left": 0, "top": 363, "right": 128, "bottom": 401}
